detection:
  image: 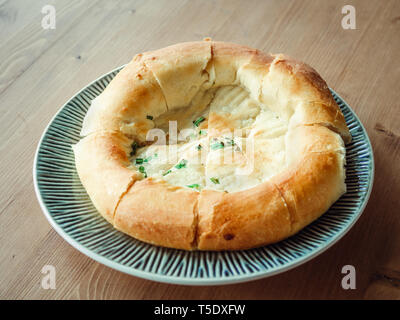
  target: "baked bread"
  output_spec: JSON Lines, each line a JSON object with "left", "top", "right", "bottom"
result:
{"left": 74, "top": 40, "right": 350, "bottom": 250}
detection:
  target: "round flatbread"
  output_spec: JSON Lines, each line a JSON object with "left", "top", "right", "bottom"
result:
{"left": 74, "top": 40, "right": 350, "bottom": 250}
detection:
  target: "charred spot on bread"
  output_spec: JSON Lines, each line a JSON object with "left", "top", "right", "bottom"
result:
{"left": 223, "top": 234, "right": 235, "bottom": 241}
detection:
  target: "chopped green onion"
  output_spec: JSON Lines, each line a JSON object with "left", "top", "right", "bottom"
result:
{"left": 162, "top": 169, "right": 171, "bottom": 176}
{"left": 187, "top": 184, "right": 200, "bottom": 189}
{"left": 211, "top": 141, "right": 225, "bottom": 150}
{"left": 199, "top": 129, "right": 207, "bottom": 136}
{"left": 146, "top": 115, "right": 153, "bottom": 120}
{"left": 196, "top": 144, "right": 202, "bottom": 150}
{"left": 175, "top": 159, "right": 188, "bottom": 169}
{"left": 210, "top": 177, "right": 220, "bottom": 184}
{"left": 138, "top": 166, "right": 147, "bottom": 178}
{"left": 135, "top": 158, "right": 144, "bottom": 164}
{"left": 193, "top": 116, "right": 205, "bottom": 127}
{"left": 154, "top": 153, "right": 158, "bottom": 158}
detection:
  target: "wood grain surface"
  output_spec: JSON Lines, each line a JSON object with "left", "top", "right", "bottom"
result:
{"left": 0, "top": 0, "right": 399, "bottom": 300}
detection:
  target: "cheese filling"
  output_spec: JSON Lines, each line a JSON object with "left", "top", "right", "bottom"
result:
{"left": 129, "top": 85, "right": 288, "bottom": 193}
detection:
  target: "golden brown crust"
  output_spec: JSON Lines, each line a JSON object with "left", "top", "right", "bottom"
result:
{"left": 285, "top": 124, "right": 345, "bottom": 163}
{"left": 81, "top": 60, "right": 167, "bottom": 142}
{"left": 114, "top": 179, "right": 199, "bottom": 250}
{"left": 273, "top": 54, "right": 336, "bottom": 106}
{"left": 75, "top": 40, "right": 350, "bottom": 251}
{"left": 210, "top": 41, "right": 260, "bottom": 86}
{"left": 262, "top": 54, "right": 351, "bottom": 143}
{"left": 140, "top": 41, "right": 213, "bottom": 109}
{"left": 73, "top": 131, "right": 140, "bottom": 223}
{"left": 197, "top": 184, "right": 291, "bottom": 250}
{"left": 271, "top": 124, "right": 346, "bottom": 234}
{"left": 290, "top": 101, "right": 350, "bottom": 143}
{"left": 272, "top": 151, "right": 346, "bottom": 234}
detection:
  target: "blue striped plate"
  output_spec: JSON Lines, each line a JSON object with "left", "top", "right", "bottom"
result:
{"left": 33, "top": 66, "right": 374, "bottom": 285}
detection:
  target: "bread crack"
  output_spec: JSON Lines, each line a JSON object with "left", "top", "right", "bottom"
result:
{"left": 111, "top": 176, "right": 137, "bottom": 224}
{"left": 190, "top": 198, "right": 200, "bottom": 249}
{"left": 273, "top": 183, "right": 294, "bottom": 234}
{"left": 142, "top": 59, "right": 170, "bottom": 111}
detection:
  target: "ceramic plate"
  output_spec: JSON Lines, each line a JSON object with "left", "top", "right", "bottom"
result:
{"left": 33, "top": 66, "right": 374, "bottom": 285}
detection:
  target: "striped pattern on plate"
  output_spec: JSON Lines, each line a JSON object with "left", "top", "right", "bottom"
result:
{"left": 33, "top": 66, "right": 374, "bottom": 285}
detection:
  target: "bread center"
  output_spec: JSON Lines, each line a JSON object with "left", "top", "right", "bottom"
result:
{"left": 128, "top": 85, "right": 289, "bottom": 192}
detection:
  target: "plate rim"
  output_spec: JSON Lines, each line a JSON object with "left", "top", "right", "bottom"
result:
{"left": 33, "top": 66, "right": 375, "bottom": 286}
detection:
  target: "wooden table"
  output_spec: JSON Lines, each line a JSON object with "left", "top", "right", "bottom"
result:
{"left": 1, "top": 0, "right": 399, "bottom": 300}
